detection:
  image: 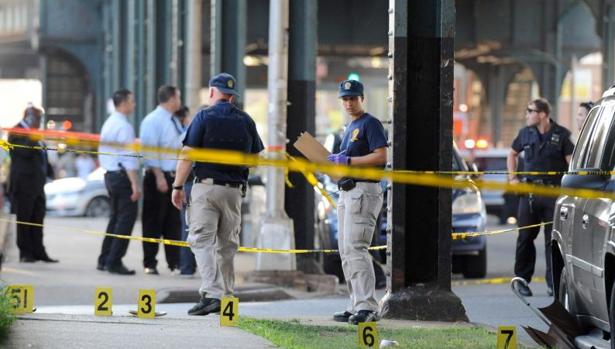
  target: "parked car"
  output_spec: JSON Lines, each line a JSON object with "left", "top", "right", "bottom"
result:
{"left": 552, "top": 86, "right": 615, "bottom": 347}
{"left": 45, "top": 167, "right": 111, "bottom": 217}
{"left": 466, "top": 148, "right": 520, "bottom": 224}
{"left": 315, "top": 143, "right": 488, "bottom": 281}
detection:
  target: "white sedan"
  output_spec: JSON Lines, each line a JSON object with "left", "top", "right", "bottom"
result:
{"left": 45, "top": 167, "right": 110, "bottom": 217}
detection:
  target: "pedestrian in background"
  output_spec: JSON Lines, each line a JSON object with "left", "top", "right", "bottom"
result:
{"left": 507, "top": 98, "right": 574, "bottom": 297}
{"left": 75, "top": 153, "right": 96, "bottom": 179}
{"left": 97, "top": 89, "right": 141, "bottom": 275}
{"left": 139, "top": 85, "right": 183, "bottom": 275}
{"left": 328, "top": 80, "right": 388, "bottom": 325}
{"left": 174, "top": 105, "right": 197, "bottom": 277}
{"left": 171, "top": 73, "right": 264, "bottom": 315}
{"left": 576, "top": 101, "right": 594, "bottom": 131}
{"left": 8, "top": 105, "right": 58, "bottom": 263}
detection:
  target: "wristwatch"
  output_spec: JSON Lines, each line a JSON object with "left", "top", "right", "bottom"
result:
{"left": 172, "top": 184, "right": 183, "bottom": 190}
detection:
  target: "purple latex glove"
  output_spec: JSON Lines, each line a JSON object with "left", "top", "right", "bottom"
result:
{"left": 327, "top": 152, "right": 350, "bottom": 165}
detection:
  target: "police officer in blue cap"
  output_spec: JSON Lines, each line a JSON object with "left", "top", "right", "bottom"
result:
{"left": 171, "top": 73, "right": 264, "bottom": 316}
{"left": 329, "top": 80, "right": 388, "bottom": 325}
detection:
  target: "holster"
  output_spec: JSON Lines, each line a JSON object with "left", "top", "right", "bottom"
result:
{"left": 337, "top": 178, "right": 356, "bottom": 192}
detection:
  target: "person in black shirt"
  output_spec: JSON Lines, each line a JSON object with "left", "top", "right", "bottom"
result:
{"left": 507, "top": 98, "right": 574, "bottom": 297}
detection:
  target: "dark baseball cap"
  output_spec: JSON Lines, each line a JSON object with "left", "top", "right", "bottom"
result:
{"left": 209, "top": 73, "right": 238, "bottom": 95}
{"left": 338, "top": 79, "right": 364, "bottom": 98}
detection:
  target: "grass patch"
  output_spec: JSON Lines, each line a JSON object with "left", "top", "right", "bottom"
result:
{"left": 238, "top": 318, "right": 532, "bottom": 349}
{"left": 0, "top": 286, "right": 15, "bottom": 341}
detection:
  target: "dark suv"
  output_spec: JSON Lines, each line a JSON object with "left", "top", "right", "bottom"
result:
{"left": 552, "top": 87, "right": 615, "bottom": 346}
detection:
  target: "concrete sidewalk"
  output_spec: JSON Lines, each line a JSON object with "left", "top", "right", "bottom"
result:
{"left": 5, "top": 313, "right": 274, "bottom": 349}
{"left": 0, "top": 216, "right": 545, "bottom": 348}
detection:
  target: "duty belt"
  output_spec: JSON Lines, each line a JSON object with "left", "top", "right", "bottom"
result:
{"left": 197, "top": 177, "right": 244, "bottom": 188}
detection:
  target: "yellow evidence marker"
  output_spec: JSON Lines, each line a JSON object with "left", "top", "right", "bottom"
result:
{"left": 497, "top": 326, "right": 517, "bottom": 349}
{"left": 358, "top": 322, "right": 380, "bottom": 348}
{"left": 137, "top": 289, "right": 156, "bottom": 319}
{"left": 7, "top": 285, "right": 34, "bottom": 314}
{"left": 220, "top": 296, "right": 239, "bottom": 327}
{"left": 95, "top": 288, "right": 113, "bottom": 316}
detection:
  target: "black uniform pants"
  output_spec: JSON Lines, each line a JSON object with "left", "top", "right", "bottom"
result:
{"left": 13, "top": 190, "right": 48, "bottom": 260}
{"left": 98, "top": 171, "right": 138, "bottom": 268}
{"left": 141, "top": 170, "right": 180, "bottom": 270}
{"left": 514, "top": 194, "right": 555, "bottom": 288}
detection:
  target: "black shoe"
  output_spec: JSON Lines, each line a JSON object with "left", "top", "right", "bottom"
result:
{"left": 96, "top": 263, "right": 106, "bottom": 271}
{"left": 333, "top": 311, "right": 353, "bottom": 322}
{"left": 108, "top": 264, "right": 136, "bottom": 275}
{"left": 547, "top": 286, "right": 553, "bottom": 297}
{"left": 144, "top": 267, "right": 159, "bottom": 275}
{"left": 38, "top": 256, "right": 59, "bottom": 263}
{"left": 20, "top": 257, "right": 36, "bottom": 263}
{"left": 187, "top": 297, "right": 221, "bottom": 316}
{"left": 349, "top": 310, "right": 380, "bottom": 325}
{"left": 516, "top": 282, "right": 533, "bottom": 297}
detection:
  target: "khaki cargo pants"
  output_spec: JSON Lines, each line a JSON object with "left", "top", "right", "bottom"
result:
{"left": 187, "top": 182, "right": 242, "bottom": 299}
{"left": 338, "top": 182, "right": 383, "bottom": 312}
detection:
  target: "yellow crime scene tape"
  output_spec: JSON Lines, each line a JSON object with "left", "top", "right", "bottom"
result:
{"left": 0, "top": 217, "right": 551, "bottom": 254}
{"left": 452, "top": 276, "right": 546, "bottom": 287}
{"left": 3, "top": 135, "right": 615, "bottom": 202}
{"left": 452, "top": 222, "right": 552, "bottom": 240}
{"left": 0, "top": 217, "right": 384, "bottom": 254}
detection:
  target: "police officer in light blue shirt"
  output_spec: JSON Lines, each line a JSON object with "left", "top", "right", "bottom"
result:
{"left": 97, "top": 89, "right": 141, "bottom": 275}
{"left": 139, "top": 85, "right": 184, "bottom": 275}
{"left": 328, "top": 80, "right": 388, "bottom": 325}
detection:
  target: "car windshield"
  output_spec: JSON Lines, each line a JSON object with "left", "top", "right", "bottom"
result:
{"left": 474, "top": 157, "right": 507, "bottom": 171}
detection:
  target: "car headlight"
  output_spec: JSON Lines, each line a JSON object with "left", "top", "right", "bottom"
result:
{"left": 452, "top": 191, "right": 483, "bottom": 215}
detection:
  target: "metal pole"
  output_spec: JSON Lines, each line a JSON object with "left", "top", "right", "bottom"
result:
{"left": 185, "top": 0, "right": 202, "bottom": 113}
{"left": 256, "top": 0, "right": 295, "bottom": 271}
{"left": 266, "top": 0, "right": 289, "bottom": 218}
{"left": 570, "top": 54, "right": 577, "bottom": 132}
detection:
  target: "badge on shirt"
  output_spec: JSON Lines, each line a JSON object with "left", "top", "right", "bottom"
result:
{"left": 550, "top": 133, "right": 560, "bottom": 145}
{"left": 350, "top": 128, "right": 360, "bottom": 142}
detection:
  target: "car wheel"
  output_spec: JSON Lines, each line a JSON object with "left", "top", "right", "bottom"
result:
{"left": 609, "top": 281, "right": 615, "bottom": 349}
{"left": 558, "top": 267, "right": 576, "bottom": 315}
{"left": 462, "top": 246, "right": 487, "bottom": 279}
{"left": 85, "top": 196, "right": 110, "bottom": 217}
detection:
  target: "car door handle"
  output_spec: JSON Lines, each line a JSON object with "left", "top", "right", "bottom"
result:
{"left": 582, "top": 214, "right": 589, "bottom": 228}
{"left": 559, "top": 207, "right": 568, "bottom": 220}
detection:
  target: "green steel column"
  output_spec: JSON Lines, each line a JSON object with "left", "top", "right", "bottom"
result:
{"left": 210, "top": 0, "right": 246, "bottom": 106}
{"left": 145, "top": 0, "right": 156, "bottom": 111}
{"left": 285, "top": 0, "right": 317, "bottom": 273}
{"left": 112, "top": 0, "right": 121, "bottom": 92}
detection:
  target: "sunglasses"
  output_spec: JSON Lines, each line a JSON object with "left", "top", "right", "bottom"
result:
{"left": 526, "top": 108, "right": 540, "bottom": 114}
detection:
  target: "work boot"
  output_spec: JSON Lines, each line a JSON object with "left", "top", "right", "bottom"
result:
{"left": 516, "top": 282, "right": 533, "bottom": 297}
{"left": 333, "top": 311, "right": 353, "bottom": 322}
{"left": 107, "top": 264, "right": 136, "bottom": 275}
{"left": 349, "top": 310, "right": 380, "bottom": 325}
{"left": 144, "top": 267, "right": 159, "bottom": 275}
{"left": 187, "top": 296, "right": 221, "bottom": 316}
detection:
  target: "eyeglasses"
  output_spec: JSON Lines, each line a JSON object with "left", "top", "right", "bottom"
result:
{"left": 526, "top": 108, "right": 540, "bottom": 114}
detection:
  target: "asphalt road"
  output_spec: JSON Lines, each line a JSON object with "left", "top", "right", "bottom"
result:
{"left": 0, "top": 214, "right": 550, "bottom": 347}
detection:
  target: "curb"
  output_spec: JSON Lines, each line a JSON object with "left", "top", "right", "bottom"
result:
{"left": 157, "top": 284, "right": 295, "bottom": 303}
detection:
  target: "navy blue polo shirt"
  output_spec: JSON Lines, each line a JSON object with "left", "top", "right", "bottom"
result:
{"left": 340, "top": 113, "right": 388, "bottom": 168}
{"left": 511, "top": 119, "right": 574, "bottom": 183}
{"left": 183, "top": 101, "right": 264, "bottom": 183}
